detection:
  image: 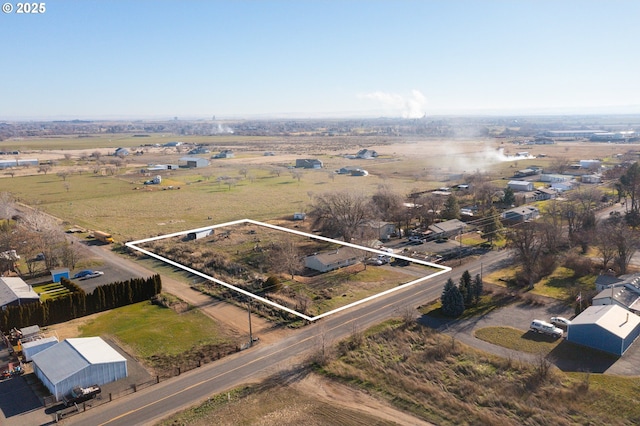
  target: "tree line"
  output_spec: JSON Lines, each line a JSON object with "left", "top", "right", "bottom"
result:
{"left": 0, "top": 275, "right": 162, "bottom": 331}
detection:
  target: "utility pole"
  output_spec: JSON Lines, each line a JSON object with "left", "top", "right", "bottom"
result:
{"left": 247, "top": 299, "right": 253, "bottom": 348}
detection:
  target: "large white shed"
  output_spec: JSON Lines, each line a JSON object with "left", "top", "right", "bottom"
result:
{"left": 31, "top": 337, "right": 127, "bottom": 401}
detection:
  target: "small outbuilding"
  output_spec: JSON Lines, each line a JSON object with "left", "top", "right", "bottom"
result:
{"left": 51, "top": 268, "right": 70, "bottom": 283}
{"left": 428, "top": 219, "right": 467, "bottom": 240}
{"left": 31, "top": 337, "right": 128, "bottom": 401}
{"left": 567, "top": 305, "right": 640, "bottom": 356}
{"left": 296, "top": 159, "right": 323, "bottom": 169}
{"left": 507, "top": 180, "right": 534, "bottom": 192}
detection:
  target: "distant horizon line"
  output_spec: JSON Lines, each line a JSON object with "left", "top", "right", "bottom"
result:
{"left": 2, "top": 105, "right": 640, "bottom": 122}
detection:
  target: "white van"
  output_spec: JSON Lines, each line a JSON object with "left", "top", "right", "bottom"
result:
{"left": 530, "top": 320, "right": 563, "bottom": 338}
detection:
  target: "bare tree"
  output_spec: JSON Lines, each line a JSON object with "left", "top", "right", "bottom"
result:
{"left": 268, "top": 239, "right": 303, "bottom": 279}
{"left": 239, "top": 168, "right": 248, "bottom": 179}
{"left": 506, "top": 222, "right": 546, "bottom": 289}
{"left": 594, "top": 221, "right": 619, "bottom": 271}
{"left": 270, "top": 168, "right": 282, "bottom": 178}
{"left": 57, "top": 171, "right": 70, "bottom": 181}
{"left": 38, "top": 165, "right": 52, "bottom": 175}
{"left": 291, "top": 170, "right": 304, "bottom": 182}
{"left": 310, "top": 191, "right": 373, "bottom": 241}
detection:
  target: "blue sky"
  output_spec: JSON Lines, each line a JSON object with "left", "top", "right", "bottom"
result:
{"left": 2, "top": 1, "right": 639, "bottom": 119}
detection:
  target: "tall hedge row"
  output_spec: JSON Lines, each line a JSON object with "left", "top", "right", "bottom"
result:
{"left": 0, "top": 274, "right": 162, "bottom": 331}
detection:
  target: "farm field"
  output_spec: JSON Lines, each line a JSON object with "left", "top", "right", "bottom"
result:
{"left": 1, "top": 134, "right": 637, "bottom": 243}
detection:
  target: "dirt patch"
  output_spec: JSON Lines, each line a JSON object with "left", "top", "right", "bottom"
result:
{"left": 292, "top": 373, "right": 433, "bottom": 426}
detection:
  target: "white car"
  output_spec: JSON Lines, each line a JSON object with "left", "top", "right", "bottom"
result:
{"left": 80, "top": 271, "right": 104, "bottom": 280}
{"left": 530, "top": 319, "right": 563, "bottom": 338}
{"left": 550, "top": 316, "right": 571, "bottom": 328}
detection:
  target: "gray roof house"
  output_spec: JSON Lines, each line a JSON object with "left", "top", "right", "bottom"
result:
{"left": 501, "top": 206, "right": 540, "bottom": 223}
{"left": 428, "top": 219, "right": 467, "bottom": 239}
{"left": 567, "top": 305, "right": 640, "bottom": 356}
{"left": 304, "top": 247, "right": 361, "bottom": 273}
{"left": 507, "top": 180, "right": 534, "bottom": 192}
{"left": 355, "top": 149, "right": 378, "bottom": 159}
{"left": 296, "top": 159, "right": 323, "bottom": 169}
{"left": 213, "top": 150, "right": 234, "bottom": 159}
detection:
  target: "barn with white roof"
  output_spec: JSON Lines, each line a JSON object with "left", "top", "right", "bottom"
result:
{"left": 31, "top": 337, "right": 127, "bottom": 400}
{"left": 566, "top": 305, "right": 640, "bottom": 356}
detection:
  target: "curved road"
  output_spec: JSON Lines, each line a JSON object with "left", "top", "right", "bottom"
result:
{"left": 56, "top": 249, "right": 511, "bottom": 425}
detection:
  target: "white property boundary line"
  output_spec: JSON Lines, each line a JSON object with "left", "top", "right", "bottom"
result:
{"left": 126, "top": 219, "right": 451, "bottom": 322}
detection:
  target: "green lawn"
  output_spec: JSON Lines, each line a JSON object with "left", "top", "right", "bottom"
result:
{"left": 474, "top": 326, "right": 561, "bottom": 354}
{"left": 79, "top": 301, "right": 231, "bottom": 359}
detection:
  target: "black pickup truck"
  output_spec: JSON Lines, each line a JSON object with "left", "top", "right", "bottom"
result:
{"left": 63, "top": 385, "right": 101, "bottom": 406}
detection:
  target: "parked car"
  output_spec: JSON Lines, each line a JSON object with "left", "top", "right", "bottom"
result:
{"left": 366, "top": 258, "right": 383, "bottom": 266}
{"left": 408, "top": 235, "right": 425, "bottom": 244}
{"left": 80, "top": 271, "right": 104, "bottom": 280}
{"left": 530, "top": 319, "right": 563, "bottom": 338}
{"left": 63, "top": 384, "right": 101, "bottom": 407}
{"left": 73, "top": 270, "right": 94, "bottom": 279}
{"left": 550, "top": 316, "right": 571, "bottom": 328}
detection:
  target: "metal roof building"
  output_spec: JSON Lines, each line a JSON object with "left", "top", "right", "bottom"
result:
{"left": 567, "top": 305, "right": 640, "bottom": 356}
{"left": 31, "top": 337, "right": 127, "bottom": 401}
{"left": 0, "top": 276, "right": 40, "bottom": 307}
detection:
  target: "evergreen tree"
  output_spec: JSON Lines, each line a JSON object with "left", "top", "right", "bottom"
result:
{"left": 441, "top": 278, "right": 465, "bottom": 317}
{"left": 459, "top": 270, "right": 473, "bottom": 306}
{"left": 472, "top": 274, "right": 484, "bottom": 305}
{"left": 502, "top": 186, "right": 516, "bottom": 206}
{"left": 441, "top": 194, "right": 461, "bottom": 220}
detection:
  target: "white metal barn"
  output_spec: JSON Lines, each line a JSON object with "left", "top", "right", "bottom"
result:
{"left": 31, "top": 337, "right": 127, "bottom": 401}
{"left": 22, "top": 336, "right": 59, "bottom": 362}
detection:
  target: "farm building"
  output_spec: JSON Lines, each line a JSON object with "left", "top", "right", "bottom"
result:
{"left": 180, "top": 156, "right": 209, "bottom": 168}
{"left": 305, "top": 247, "right": 361, "bottom": 273}
{"left": 146, "top": 164, "right": 179, "bottom": 171}
{"left": 566, "top": 305, "right": 640, "bottom": 356}
{"left": 295, "top": 159, "right": 323, "bottom": 169}
{"left": 22, "top": 336, "right": 59, "bottom": 362}
{"left": 501, "top": 206, "right": 540, "bottom": 223}
{"left": 31, "top": 337, "right": 128, "bottom": 401}
{"left": 0, "top": 158, "right": 38, "bottom": 169}
{"left": 293, "top": 212, "right": 306, "bottom": 220}
{"left": 580, "top": 159, "right": 601, "bottom": 169}
{"left": 114, "top": 147, "right": 129, "bottom": 156}
{"left": 539, "top": 174, "right": 569, "bottom": 183}
{"left": 551, "top": 182, "right": 574, "bottom": 192}
{"left": 592, "top": 278, "right": 640, "bottom": 314}
{"left": 427, "top": 219, "right": 467, "bottom": 240}
{"left": 0, "top": 277, "right": 40, "bottom": 308}
{"left": 507, "top": 180, "right": 534, "bottom": 192}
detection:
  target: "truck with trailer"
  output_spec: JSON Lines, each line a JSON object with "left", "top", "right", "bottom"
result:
{"left": 63, "top": 384, "right": 101, "bottom": 406}
{"left": 93, "top": 231, "right": 114, "bottom": 244}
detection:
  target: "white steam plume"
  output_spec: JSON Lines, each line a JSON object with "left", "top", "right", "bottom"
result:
{"left": 359, "top": 89, "right": 427, "bottom": 118}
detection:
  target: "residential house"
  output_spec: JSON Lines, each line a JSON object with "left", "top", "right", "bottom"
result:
{"left": 213, "top": 150, "right": 234, "bottom": 159}
{"left": 592, "top": 284, "right": 640, "bottom": 314}
{"left": 296, "top": 159, "right": 323, "bottom": 169}
{"left": 427, "top": 219, "right": 467, "bottom": 240}
{"left": 304, "top": 247, "right": 361, "bottom": 273}
{"left": 534, "top": 188, "right": 556, "bottom": 201}
{"left": 359, "top": 221, "right": 396, "bottom": 241}
{"left": 355, "top": 149, "right": 378, "bottom": 159}
{"left": 581, "top": 174, "right": 602, "bottom": 184}
{"left": 539, "top": 174, "right": 569, "bottom": 183}
{"left": 501, "top": 206, "right": 540, "bottom": 223}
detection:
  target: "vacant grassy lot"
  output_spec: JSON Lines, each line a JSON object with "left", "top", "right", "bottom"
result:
{"left": 318, "top": 319, "right": 640, "bottom": 425}
{"left": 79, "top": 301, "right": 235, "bottom": 372}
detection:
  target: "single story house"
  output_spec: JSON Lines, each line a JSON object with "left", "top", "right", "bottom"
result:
{"left": 593, "top": 284, "right": 640, "bottom": 314}
{"left": 567, "top": 305, "right": 640, "bottom": 356}
{"left": 180, "top": 156, "right": 210, "bottom": 168}
{"left": 213, "top": 150, "right": 234, "bottom": 159}
{"left": 507, "top": 180, "right": 534, "bottom": 192}
{"left": 501, "top": 206, "right": 540, "bottom": 223}
{"left": 355, "top": 149, "right": 378, "bottom": 159}
{"left": 31, "top": 337, "right": 128, "bottom": 401}
{"left": 551, "top": 182, "right": 574, "bottom": 192}
{"left": 305, "top": 247, "right": 361, "bottom": 273}
{"left": 581, "top": 174, "right": 602, "bottom": 184}
{"left": 534, "top": 187, "right": 557, "bottom": 201}
{"left": 539, "top": 174, "right": 569, "bottom": 183}
{"left": 114, "top": 147, "right": 129, "bottom": 156}
{"left": 0, "top": 276, "right": 40, "bottom": 308}
{"left": 428, "top": 219, "right": 467, "bottom": 240}
{"left": 296, "top": 159, "right": 323, "bottom": 169}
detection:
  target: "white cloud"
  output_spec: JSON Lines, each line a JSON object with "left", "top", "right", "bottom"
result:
{"left": 358, "top": 90, "right": 427, "bottom": 118}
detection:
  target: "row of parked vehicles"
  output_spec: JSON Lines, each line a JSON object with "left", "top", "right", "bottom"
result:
{"left": 530, "top": 317, "right": 571, "bottom": 338}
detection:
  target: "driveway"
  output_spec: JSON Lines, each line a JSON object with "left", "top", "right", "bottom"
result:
{"left": 419, "top": 291, "right": 640, "bottom": 375}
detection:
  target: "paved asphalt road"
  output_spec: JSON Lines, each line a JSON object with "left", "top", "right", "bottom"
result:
{"left": 53, "top": 249, "right": 511, "bottom": 426}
